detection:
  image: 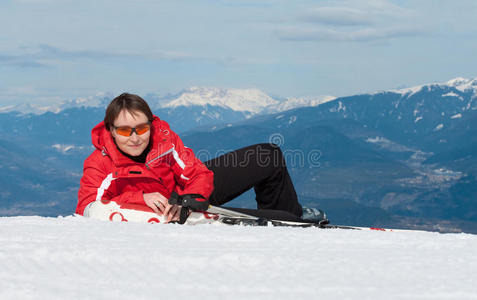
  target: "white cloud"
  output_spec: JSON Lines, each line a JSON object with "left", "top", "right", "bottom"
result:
{"left": 298, "top": 7, "right": 373, "bottom": 26}
{"left": 0, "top": 44, "right": 201, "bottom": 69}
{"left": 0, "top": 53, "right": 47, "bottom": 68}
{"left": 277, "top": 0, "right": 425, "bottom": 42}
{"left": 278, "top": 25, "right": 426, "bottom": 42}
{"left": 13, "top": 0, "right": 76, "bottom": 3}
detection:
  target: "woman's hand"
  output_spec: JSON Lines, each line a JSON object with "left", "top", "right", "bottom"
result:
{"left": 143, "top": 192, "right": 181, "bottom": 223}
{"left": 163, "top": 203, "right": 181, "bottom": 223}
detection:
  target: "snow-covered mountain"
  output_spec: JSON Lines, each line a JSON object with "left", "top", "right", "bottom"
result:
{"left": 0, "top": 87, "right": 334, "bottom": 117}
{"left": 156, "top": 87, "right": 336, "bottom": 114}
{"left": 4, "top": 77, "right": 476, "bottom": 117}
{"left": 158, "top": 87, "right": 279, "bottom": 113}
{"left": 1, "top": 77, "right": 477, "bottom": 232}
{"left": 0, "top": 92, "right": 114, "bottom": 115}
{"left": 391, "top": 77, "right": 477, "bottom": 96}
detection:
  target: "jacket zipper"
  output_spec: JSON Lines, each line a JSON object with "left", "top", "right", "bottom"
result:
{"left": 145, "top": 146, "right": 174, "bottom": 170}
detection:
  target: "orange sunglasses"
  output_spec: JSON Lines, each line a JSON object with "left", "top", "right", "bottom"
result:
{"left": 113, "top": 122, "right": 151, "bottom": 137}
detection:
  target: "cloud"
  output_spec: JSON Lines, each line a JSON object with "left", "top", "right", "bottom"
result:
{"left": 1, "top": 44, "right": 200, "bottom": 69}
{"left": 276, "top": 1, "right": 427, "bottom": 42}
{"left": 0, "top": 54, "right": 48, "bottom": 68}
{"left": 36, "top": 44, "right": 141, "bottom": 61}
{"left": 278, "top": 25, "right": 426, "bottom": 42}
{"left": 12, "top": 0, "right": 75, "bottom": 3}
{"left": 298, "top": 7, "right": 373, "bottom": 26}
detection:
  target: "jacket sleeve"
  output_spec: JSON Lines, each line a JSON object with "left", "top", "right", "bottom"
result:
{"left": 76, "top": 152, "right": 144, "bottom": 215}
{"left": 167, "top": 126, "right": 214, "bottom": 200}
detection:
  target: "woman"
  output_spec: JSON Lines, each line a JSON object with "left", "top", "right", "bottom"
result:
{"left": 77, "top": 93, "right": 324, "bottom": 223}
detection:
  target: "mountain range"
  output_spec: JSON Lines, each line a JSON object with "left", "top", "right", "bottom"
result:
{"left": 1, "top": 78, "right": 476, "bottom": 232}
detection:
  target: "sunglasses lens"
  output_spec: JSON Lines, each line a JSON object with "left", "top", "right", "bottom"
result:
{"left": 116, "top": 127, "right": 133, "bottom": 136}
{"left": 135, "top": 124, "right": 150, "bottom": 135}
{"left": 114, "top": 124, "right": 150, "bottom": 136}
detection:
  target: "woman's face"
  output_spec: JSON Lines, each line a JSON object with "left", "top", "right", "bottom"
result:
{"left": 111, "top": 109, "right": 151, "bottom": 157}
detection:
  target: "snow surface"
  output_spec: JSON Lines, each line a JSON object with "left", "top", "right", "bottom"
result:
{"left": 392, "top": 85, "right": 424, "bottom": 97}
{"left": 451, "top": 113, "right": 462, "bottom": 119}
{"left": 266, "top": 95, "right": 336, "bottom": 113}
{"left": 434, "top": 124, "right": 444, "bottom": 131}
{"left": 1, "top": 216, "right": 477, "bottom": 300}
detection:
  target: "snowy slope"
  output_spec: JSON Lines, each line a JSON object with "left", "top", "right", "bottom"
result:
{"left": 1, "top": 216, "right": 476, "bottom": 300}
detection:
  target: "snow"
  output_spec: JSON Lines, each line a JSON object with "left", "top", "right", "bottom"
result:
{"left": 51, "top": 144, "right": 91, "bottom": 154}
{"left": 1, "top": 87, "right": 335, "bottom": 117}
{"left": 365, "top": 136, "right": 414, "bottom": 152}
{"left": 52, "top": 144, "right": 75, "bottom": 153}
{"left": 0, "top": 92, "right": 111, "bottom": 115}
{"left": 434, "top": 124, "right": 444, "bottom": 131}
{"left": 451, "top": 113, "right": 462, "bottom": 119}
{"left": 442, "top": 91, "right": 463, "bottom": 100}
{"left": 266, "top": 95, "right": 336, "bottom": 113}
{"left": 446, "top": 77, "right": 477, "bottom": 93}
{"left": 288, "top": 115, "right": 297, "bottom": 125}
{"left": 3, "top": 77, "right": 476, "bottom": 116}
{"left": 442, "top": 91, "right": 459, "bottom": 97}
{"left": 389, "top": 77, "right": 477, "bottom": 98}
{"left": 161, "top": 87, "right": 279, "bottom": 113}
{"left": 0, "top": 103, "right": 59, "bottom": 115}
{"left": 161, "top": 87, "right": 336, "bottom": 115}
{"left": 392, "top": 85, "right": 424, "bottom": 97}
{"left": 329, "top": 101, "right": 346, "bottom": 113}
{"left": 1, "top": 216, "right": 476, "bottom": 300}
{"left": 447, "top": 77, "right": 469, "bottom": 86}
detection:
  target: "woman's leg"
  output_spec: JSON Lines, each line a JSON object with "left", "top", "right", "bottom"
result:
{"left": 204, "top": 143, "right": 303, "bottom": 217}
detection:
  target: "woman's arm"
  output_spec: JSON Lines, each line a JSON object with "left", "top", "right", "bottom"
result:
{"left": 76, "top": 152, "right": 145, "bottom": 215}
{"left": 166, "top": 125, "right": 214, "bottom": 200}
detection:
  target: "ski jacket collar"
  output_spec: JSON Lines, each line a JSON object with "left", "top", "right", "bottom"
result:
{"left": 91, "top": 116, "right": 173, "bottom": 167}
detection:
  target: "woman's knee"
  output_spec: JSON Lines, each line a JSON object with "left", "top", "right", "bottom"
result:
{"left": 253, "top": 143, "right": 285, "bottom": 169}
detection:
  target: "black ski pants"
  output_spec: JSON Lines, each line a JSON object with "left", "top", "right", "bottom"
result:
{"left": 204, "top": 143, "right": 303, "bottom": 218}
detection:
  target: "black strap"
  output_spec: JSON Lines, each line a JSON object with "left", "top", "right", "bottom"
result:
{"left": 178, "top": 206, "right": 190, "bottom": 224}
{"left": 168, "top": 192, "right": 208, "bottom": 210}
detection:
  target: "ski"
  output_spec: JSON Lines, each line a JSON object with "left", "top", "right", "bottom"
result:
{"left": 207, "top": 205, "right": 325, "bottom": 228}
{"left": 207, "top": 205, "right": 406, "bottom": 231}
{"left": 84, "top": 199, "right": 414, "bottom": 231}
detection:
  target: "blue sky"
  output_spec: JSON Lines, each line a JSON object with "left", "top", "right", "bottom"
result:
{"left": 1, "top": 0, "right": 477, "bottom": 105}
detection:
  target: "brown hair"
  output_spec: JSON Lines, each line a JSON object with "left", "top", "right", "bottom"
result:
{"left": 104, "top": 93, "right": 154, "bottom": 131}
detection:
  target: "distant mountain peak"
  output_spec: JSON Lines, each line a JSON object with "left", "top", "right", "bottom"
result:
{"left": 446, "top": 77, "right": 469, "bottom": 86}
{"left": 158, "top": 86, "right": 336, "bottom": 115}
{"left": 391, "top": 77, "right": 477, "bottom": 97}
{"left": 445, "top": 77, "right": 477, "bottom": 92}
{"left": 0, "top": 92, "right": 112, "bottom": 115}
{"left": 160, "top": 87, "right": 279, "bottom": 113}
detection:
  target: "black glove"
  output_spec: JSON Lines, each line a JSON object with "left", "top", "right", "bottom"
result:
{"left": 168, "top": 191, "right": 209, "bottom": 211}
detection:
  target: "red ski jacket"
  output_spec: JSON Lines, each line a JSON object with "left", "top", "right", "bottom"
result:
{"left": 76, "top": 116, "right": 214, "bottom": 215}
